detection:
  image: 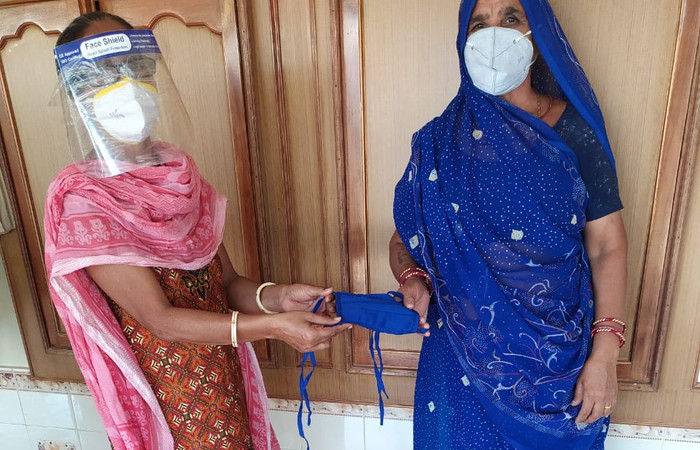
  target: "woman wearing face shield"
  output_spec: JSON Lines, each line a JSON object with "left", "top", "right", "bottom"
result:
{"left": 44, "top": 12, "right": 351, "bottom": 450}
{"left": 389, "top": 0, "right": 627, "bottom": 449}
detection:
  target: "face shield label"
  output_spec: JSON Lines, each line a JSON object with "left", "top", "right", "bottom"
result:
{"left": 55, "top": 29, "right": 161, "bottom": 72}
{"left": 80, "top": 33, "right": 132, "bottom": 59}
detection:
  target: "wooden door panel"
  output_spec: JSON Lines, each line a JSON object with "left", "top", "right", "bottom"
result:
{"left": 0, "top": 0, "right": 92, "bottom": 381}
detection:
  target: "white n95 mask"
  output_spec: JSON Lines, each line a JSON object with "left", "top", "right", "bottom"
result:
{"left": 92, "top": 78, "right": 160, "bottom": 144}
{"left": 464, "top": 27, "right": 535, "bottom": 96}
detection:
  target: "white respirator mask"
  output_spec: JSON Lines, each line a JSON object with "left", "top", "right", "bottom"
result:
{"left": 464, "top": 27, "right": 535, "bottom": 96}
{"left": 92, "top": 78, "right": 160, "bottom": 144}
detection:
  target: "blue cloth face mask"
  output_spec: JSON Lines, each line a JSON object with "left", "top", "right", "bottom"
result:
{"left": 333, "top": 290, "right": 427, "bottom": 335}
{"left": 297, "top": 291, "right": 428, "bottom": 449}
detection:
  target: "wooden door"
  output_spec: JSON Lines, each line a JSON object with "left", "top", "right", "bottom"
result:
{"left": 0, "top": 0, "right": 94, "bottom": 381}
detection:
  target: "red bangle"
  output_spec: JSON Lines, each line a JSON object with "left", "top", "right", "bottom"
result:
{"left": 591, "top": 325, "right": 626, "bottom": 348}
{"left": 592, "top": 317, "right": 627, "bottom": 334}
{"left": 399, "top": 267, "right": 433, "bottom": 295}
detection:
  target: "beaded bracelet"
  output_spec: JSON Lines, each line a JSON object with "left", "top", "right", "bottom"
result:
{"left": 399, "top": 267, "right": 433, "bottom": 295}
{"left": 255, "top": 282, "right": 278, "bottom": 314}
{"left": 591, "top": 325, "right": 626, "bottom": 348}
{"left": 230, "top": 310, "right": 239, "bottom": 348}
{"left": 592, "top": 317, "right": 627, "bottom": 334}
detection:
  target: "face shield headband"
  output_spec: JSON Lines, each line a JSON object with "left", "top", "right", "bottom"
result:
{"left": 54, "top": 29, "right": 190, "bottom": 178}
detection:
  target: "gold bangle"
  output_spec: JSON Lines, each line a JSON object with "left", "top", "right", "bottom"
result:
{"left": 255, "top": 282, "right": 278, "bottom": 314}
{"left": 230, "top": 310, "right": 239, "bottom": 347}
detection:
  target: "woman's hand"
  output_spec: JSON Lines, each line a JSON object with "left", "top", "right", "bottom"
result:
{"left": 571, "top": 339, "right": 619, "bottom": 426}
{"left": 270, "top": 311, "right": 351, "bottom": 352}
{"left": 397, "top": 277, "right": 431, "bottom": 335}
{"left": 262, "top": 283, "right": 334, "bottom": 315}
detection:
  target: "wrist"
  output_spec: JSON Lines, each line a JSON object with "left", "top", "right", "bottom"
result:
{"left": 590, "top": 332, "right": 621, "bottom": 361}
{"left": 404, "top": 276, "right": 429, "bottom": 292}
{"left": 238, "top": 313, "right": 279, "bottom": 341}
{"left": 399, "top": 267, "right": 433, "bottom": 295}
{"left": 256, "top": 282, "right": 281, "bottom": 314}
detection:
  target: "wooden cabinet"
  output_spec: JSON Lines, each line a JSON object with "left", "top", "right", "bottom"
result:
{"left": 2, "top": 0, "right": 699, "bottom": 428}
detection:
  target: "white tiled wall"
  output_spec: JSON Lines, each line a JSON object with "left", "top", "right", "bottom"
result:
{"left": 0, "top": 383, "right": 110, "bottom": 450}
{"left": 267, "top": 400, "right": 700, "bottom": 450}
{"left": 0, "top": 375, "right": 698, "bottom": 450}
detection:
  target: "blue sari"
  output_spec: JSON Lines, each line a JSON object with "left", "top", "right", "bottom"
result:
{"left": 393, "top": 1, "right": 616, "bottom": 448}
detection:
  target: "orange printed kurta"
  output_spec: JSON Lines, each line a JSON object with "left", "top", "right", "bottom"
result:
{"left": 108, "top": 255, "right": 253, "bottom": 450}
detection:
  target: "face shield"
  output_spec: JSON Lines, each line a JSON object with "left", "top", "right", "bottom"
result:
{"left": 54, "top": 29, "right": 193, "bottom": 178}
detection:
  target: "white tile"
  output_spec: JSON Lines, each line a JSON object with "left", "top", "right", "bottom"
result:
{"left": 606, "top": 436, "right": 663, "bottom": 450}
{"left": 79, "top": 431, "right": 111, "bottom": 450}
{"left": 303, "top": 413, "right": 364, "bottom": 450}
{"left": 269, "top": 410, "right": 302, "bottom": 450}
{"left": 364, "top": 417, "right": 412, "bottom": 450}
{"left": 26, "top": 426, "right": 81, "bottom": 449}
{"left": 0, "top": 423, "right": 32, "bottom": 450}
{"left": 70, "top": 395, "right": 105, "bottom": 432}
{"left": 19, "top": 391, "right": 75, "bottom": 429}
{"left": 0, "top": 389, "right": 25, "bottom": 424}
{"left": 663, "top": 442, "right": 700, "bottom": 450}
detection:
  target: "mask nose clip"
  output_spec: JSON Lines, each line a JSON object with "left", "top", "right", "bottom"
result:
{"left": 514, "top": 29, "right": 533, "bottom": 44}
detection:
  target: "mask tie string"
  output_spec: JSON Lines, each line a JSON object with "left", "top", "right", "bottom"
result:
{"left": 297, "top": 298, "right": 324, "bottom": 450}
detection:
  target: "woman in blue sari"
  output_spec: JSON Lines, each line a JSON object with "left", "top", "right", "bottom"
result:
{"left": 390, "top": 0, "right": 628, "bottom": 448}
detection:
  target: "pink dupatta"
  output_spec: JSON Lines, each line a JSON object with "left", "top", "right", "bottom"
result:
{"left": 44, "top": 144, "right": 279, "bottom": 450}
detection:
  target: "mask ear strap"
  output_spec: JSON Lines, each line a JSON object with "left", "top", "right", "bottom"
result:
{"left": 370, "top": 329, "right": 389, "bottom": 425}
{"left": 297, "top": 297, "right": 324, "bottom": 449}
{"left": 297, "top": 351, "right": 316, "bottom": 450}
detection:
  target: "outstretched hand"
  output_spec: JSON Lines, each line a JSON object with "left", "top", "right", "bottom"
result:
{"left": 276, "top": 284, "right": 334, "bottom": 315}
{"left": 272, "top": 311, "right": 351, "bottom": 353}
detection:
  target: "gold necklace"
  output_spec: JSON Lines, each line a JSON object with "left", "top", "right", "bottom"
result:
{"left": 538, "top": 94, "right": 553, "bottom": 119}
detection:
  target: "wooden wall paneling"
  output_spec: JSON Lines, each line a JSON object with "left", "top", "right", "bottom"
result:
{"left": 664, "top": 18, "right": 700, "bottom": 393}
{"left": 252, "top": 0, "right": 339, "bottom": 372}
{"left": 0, "top": 0, "right": 93, "bottom": 381}
{"left": 233, "top": 0, "right": 276, "bottom": 366}
{"left": 97, "top": 0, "right": 223, "bottom": 33}
{"left": 614, "top": 0, "right": 699, "bottom": 389}
{"left": 0, "top": 0, "right": 90, "bottom": 39}
{"left": 341, "top": 0, "right": 372, "bottom": 373}
{"left": 242, "top": 0, "right": 385, "bottom": 403}
{"left": 248, "top": 0, "right": 294, "bottom": 285}
{"left": 614, "top": 47, "right": 700, "bottom": 421}
{"left": 350, "top": 0, "right": 461, "bottom": 374}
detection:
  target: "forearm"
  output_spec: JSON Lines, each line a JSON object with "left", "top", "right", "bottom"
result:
{"left": 588, "top": 245, "right": 627, "bottom": 359}
{"left": 151, "top": 307, "right": 277, "bottom": 345}
{"left": 584, "top": 212, "right": 628, "bottom": 360}
{"left": 217, "top": 245, "right": 288, "bottom": 314}
{"left": 389, "top": 229, "right": 420, "bottom": 281}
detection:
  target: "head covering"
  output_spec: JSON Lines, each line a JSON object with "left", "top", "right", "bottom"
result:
{"left": 393, "top": 1, "right": 616, "bottom": 448}
{"left": 44, "top": 144, "right": 278, "bottom": 450}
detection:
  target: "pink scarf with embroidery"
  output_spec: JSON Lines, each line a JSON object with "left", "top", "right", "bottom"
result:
{"left": 44, "top": 144, "right": 279, "bottom": 450}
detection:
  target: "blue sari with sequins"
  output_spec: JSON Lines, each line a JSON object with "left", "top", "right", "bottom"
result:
{"left": 393, "top": 1, "right": 616, "bottom": 449}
